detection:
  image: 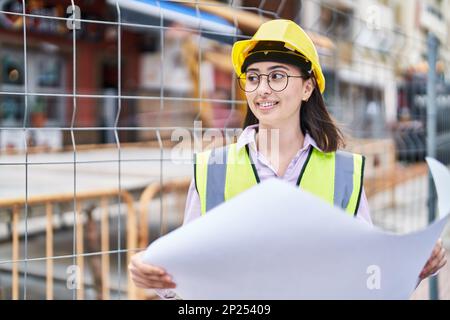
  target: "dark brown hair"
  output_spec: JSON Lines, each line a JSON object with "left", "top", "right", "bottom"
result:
{"left": 243, "top": 73, "right": 345, "bottom": 153}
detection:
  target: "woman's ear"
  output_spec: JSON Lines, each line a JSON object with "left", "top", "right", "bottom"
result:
{"left": 302, "top": 78, "right": 314, "bottom": 102}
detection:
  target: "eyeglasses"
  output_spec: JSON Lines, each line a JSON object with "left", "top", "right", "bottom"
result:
{"left": 238, "top": 70, "right": 307, "bottom": 93}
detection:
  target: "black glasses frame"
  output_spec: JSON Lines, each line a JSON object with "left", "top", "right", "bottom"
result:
{"left": 237, "top": 70, "right": 308, "bottom": 93}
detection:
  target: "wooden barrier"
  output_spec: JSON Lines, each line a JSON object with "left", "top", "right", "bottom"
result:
{"left": 137, "top": 178, "right": 191, "bottom": 299}
{"left": 346, "top": 138, "right": 428, "bottom": 206}
{"left": 138, "top": 178, "right": 190, "bottom": 248}
{"left": 0, "top": 188, "right": 137, "bottom": 300}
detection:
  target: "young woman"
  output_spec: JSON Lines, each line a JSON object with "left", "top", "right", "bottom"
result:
{"left": 129, "top": 19, "right": 446, "bottom": 298}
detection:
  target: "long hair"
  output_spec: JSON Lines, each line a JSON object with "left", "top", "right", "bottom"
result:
{"left": 242, "top": 73, "right": 345, "bottom": 153}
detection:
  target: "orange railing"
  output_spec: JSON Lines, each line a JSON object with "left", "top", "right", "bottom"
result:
{"left": 0, "top": 188, "right": 138, "bottom": 300}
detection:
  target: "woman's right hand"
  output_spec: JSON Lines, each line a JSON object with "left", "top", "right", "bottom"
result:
{"left": 129, "top": 251, "right": 177, "bottom": 289}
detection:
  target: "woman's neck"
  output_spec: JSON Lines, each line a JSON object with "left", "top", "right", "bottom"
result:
{"left": 256, "top": 122, "right": 305, "bottom": 177}
{"left": 257, "top": 122, "right": 304, "bottom": 155}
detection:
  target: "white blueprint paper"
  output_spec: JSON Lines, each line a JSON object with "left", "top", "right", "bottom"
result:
{"left": 142, "top": 158, "right": 450, "bottom": 299}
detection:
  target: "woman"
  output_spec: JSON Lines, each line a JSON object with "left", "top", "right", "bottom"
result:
{"left": 129, "top": 19, "right": 446, "bottom": 298}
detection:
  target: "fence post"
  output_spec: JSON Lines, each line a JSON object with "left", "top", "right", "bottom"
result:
{"left": 12, "top": 206, "right": 20, "bottom": 300}
{"left": 46, "top": 202, "right": 54, "bottom": 300}
{"left": 426, "top": 31, "right": 439, "bottom": 301}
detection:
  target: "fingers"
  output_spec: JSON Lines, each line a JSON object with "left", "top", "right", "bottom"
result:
{"left": 130, "top": 268, "right": 176, "bottom": 288}
{"left": 421, "top": 258, "right": 438, "bottom": 277}
{"left": 128, "top": 251, "right": 177, "bottom": 289}
{"left": 429, "top": 240, "right": 442, "bottom": 259}
{"left": 419, "top": 268, "right": 429, "bottom": 280}
{"left": 436, "top": 247, "right": 447, "bottom": 266}
{"left": 131, "top": 260, "right": 165, "bottom": 277}
{"left": 130, "top": 252, "right": 163, "bottom": 271}
{"left": 427, "top": 240, "right": 444, "bottom": 265}
{"left": 129, "top": 266, "right": 175, "bottom": 284}
{"left": 436, "top": 253, "right": 447, "bottom": 270}
{"left": 420, "top": 246, "right": 447, "bottom": 279}
{"left": 430, "top": 247, "right": 446, "bottom": 271}
{"left": 131, "top": 273, "right": 176, "bottom": 289}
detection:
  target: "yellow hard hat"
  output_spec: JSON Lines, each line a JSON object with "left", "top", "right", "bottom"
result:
{"left": 232, "top": 19, "right": 325, "bottom": 93}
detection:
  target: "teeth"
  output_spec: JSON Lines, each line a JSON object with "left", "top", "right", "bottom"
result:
{"left": 259, "top": 102, "right": 277, "bottom": 108}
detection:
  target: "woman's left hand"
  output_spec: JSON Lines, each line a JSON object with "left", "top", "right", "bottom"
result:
{"left": 419, "top": 238, "right": 447, "bottom": 280}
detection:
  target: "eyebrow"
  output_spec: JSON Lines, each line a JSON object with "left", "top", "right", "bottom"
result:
{"left": 246, "top": 65, "right": 290, "bottom": 72}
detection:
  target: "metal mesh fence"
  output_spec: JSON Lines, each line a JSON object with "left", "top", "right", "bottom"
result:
{"left": 0, "top": 0, "right": 449, "bottom": 300}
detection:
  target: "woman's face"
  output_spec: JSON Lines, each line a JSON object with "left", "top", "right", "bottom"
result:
{"left": 244, "top": 61, "right": 313, "bottom": 128}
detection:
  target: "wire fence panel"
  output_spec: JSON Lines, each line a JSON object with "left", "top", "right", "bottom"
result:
{"left": 0, "top": 0, "right": 449, "bottom": 300}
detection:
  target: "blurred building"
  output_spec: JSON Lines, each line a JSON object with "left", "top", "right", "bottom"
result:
{"left": 300, "top": 0, "right": 398, "bottom": 138}
{"left": 0, "top": 0, "right": 333, "bottom": 149}
{"left": 0, "top": 0, "right": 142, "bottom": 148}
{"left": 1, "top": 0, "right": 449, "bottom": 152}
{"left": 391, "top": 0, "right": 450, "bottom": 162}
{"left": 0, "top": 0, "right": 244, "bottom": 148}
{"left": 299, "top": 0, "right": 450, "bottom": 164}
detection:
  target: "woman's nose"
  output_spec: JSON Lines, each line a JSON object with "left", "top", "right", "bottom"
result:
{"left": 257, "top": 75, "right": 272, "bottom": 95}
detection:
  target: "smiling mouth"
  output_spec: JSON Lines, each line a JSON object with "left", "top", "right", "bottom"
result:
{"left": 256, "top": 101, "right": 279, "bottom": 110}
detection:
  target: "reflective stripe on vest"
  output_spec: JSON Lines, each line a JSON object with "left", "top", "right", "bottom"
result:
{"left": 194, "top": 143, "right": 365, "bottom": 216}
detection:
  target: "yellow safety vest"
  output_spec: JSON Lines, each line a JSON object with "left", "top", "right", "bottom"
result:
{"left": 195, "top": 143, "right": 365, "bottom": 216}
